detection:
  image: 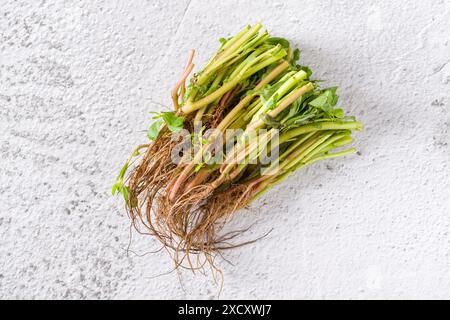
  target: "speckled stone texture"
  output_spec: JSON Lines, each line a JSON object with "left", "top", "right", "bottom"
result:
{"left": 0, "top": 0, "right": 449, "bottom": 299}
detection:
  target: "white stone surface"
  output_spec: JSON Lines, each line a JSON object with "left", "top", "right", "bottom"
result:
{"left": 0, "top": 0, "right": 449, "bottom": 299}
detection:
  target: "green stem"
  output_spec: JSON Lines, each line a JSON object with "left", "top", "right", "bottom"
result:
{"left": 245, "top": 82, "right": 315, "bottom": 133}
{"left": 281, "top": 120, "right": 362, "bottom": 141}
{"left": 197, "top": 23, "right": 263, "bottom": 86}
{"left": 183, "top": 46, "right": 286, "bottom": 114}
{"left": 304, "top": 148, "right": 357, "bottom": 166}
{"left": 251, "top": 69, "right": 308, "bottom": 121}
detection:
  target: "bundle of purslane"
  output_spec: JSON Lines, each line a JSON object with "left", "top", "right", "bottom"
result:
{"left": 113, "top": 23, "right": 362, "bottom": 269}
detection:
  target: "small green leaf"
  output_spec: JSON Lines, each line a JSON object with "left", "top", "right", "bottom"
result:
{"left": 267, "top": 37, "right": 290, "bottom": 49}
{"left": 309, "top": 94, "right": 329, "bottom": 109}
{"left": 118, "top": 162, "right": 129, "bottom": 180}
{"left": 323, "top": 87, "right": 338, "bottom": 106}
{"left": 194, "top": 163, "right": 203, "bottom": 172}
{"left": 112, "top": 183, "right": 119, "bottom": 196}
{"left": 161, "top": 112, "right": 184, "bottom": 132}
{"left": 293, "top": 48, "right": 300, "bottom": 63}
{"left": 121, "top": 185, "right": 130, "bottom": 204}
{"left": 113, "top": 145, "right": 147, "bottom": 205}
{"left": 147, "top": 111, "right": 184, "bottom": 138}
{"left": 147, "top": 119, "right": 163, "bottom": 140}
{"left": 309, "top": 87, "right": 339, "bottom": 114}
{"left": 332, "top": 108, "right": 344, "bottom": 118}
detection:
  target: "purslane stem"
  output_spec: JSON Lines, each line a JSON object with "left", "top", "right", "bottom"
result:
{"left": 168, "top": 62, "right": 290, "bottom": 200}
{"left": 217, "top": 60, "right": 290, "bottom": 131}
{"left": 182, "top": 47, "right": 286, "bottom": 114}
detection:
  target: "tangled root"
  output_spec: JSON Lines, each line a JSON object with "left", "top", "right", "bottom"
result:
{"left": 126, "top": 138, "right": 263, "bottom": 272}
{"left": 126, "top": 127, "right": 179, "bottom": 245}
{"left": 124, "top": 52, "right": 261, "bottom": 274}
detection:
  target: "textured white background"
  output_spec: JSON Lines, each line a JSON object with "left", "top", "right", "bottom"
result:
{"left": 1, "top": 0, "right": 449, "bottom": 299}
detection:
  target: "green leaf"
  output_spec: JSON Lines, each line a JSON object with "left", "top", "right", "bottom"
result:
{"left": 284, "top": 108, "right": 318, "bottom": 128}
{"left": 267, "top": 37, "right": 290, "bottom": 49}
{"left": 194, "top": 163, "right": 203, "bottom": 172}
{"left": 289, "top": 49, "right": 302, "bottom": 68}
{"left": 286, "top": 91, "right": 313, "bottom": 117}
{"left": 147, "top": 119, "right": 163, "bottom": 140}
{"left": 121, "top": 185, "right": 130, "bottom": 204}
{"left": 326, "top": 87, "right": 339, "bottom": 106}
{"left": 331, "top": 108, "right": 344, "bottom": 118}
{"left": 112, "top": 183, "right": 119, "bottom": 195}
{"left": 147, "top": 111, "right": 184, "bottom": 138}
{"left": 309, "top": 94, "right": 329, "bottom": 109}
{"left": 309, "top": 87, "right": 339, "bottom": 114}
{"left": 118, "top": 162, "right": 129, "bottom": 179}
{"left": 112, "top": 145, "right": 147, "bottom": 205}
{"left": 161, "top": 112, "right": 184, "bottom": 132}
{"left": 293, "top": 48, "right": 300, "bottom": 63}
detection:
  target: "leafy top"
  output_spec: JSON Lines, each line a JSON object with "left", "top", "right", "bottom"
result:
{"left": 147, "top": 111, "right": 184, "bottom": 140}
